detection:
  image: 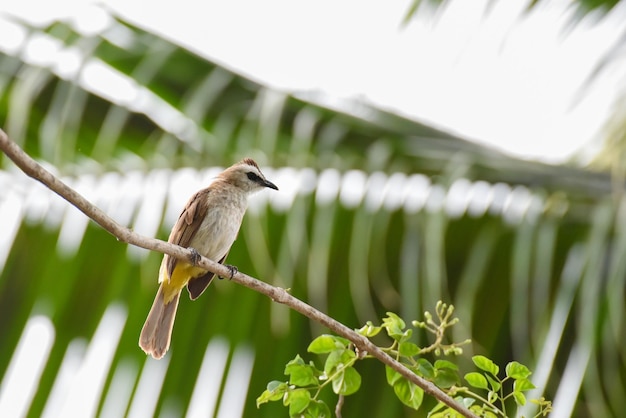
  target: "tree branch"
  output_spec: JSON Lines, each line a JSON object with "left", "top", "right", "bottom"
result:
{"left": 0, "top": 128, "right": 477, "bottom": 418}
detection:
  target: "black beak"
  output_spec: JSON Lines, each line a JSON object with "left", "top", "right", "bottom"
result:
{"left": 264, "top": 180, "right": 278, "bottom": 190}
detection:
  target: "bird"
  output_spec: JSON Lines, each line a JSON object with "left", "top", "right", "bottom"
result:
{"left": 139, "top": 158, "right": 278, "bottom": 359}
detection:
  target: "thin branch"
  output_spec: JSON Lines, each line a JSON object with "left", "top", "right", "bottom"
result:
{"left": 335, "top": 394, "right": 344, "bottom": 418}
{"left": 0, "top": 128, "right": 478, "bottom": 418}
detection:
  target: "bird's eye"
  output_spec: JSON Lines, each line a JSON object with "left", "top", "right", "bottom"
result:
{"left": 246, "top": 172, "right": 261, "bottom": 182}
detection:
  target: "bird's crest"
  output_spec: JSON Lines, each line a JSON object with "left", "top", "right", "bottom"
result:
{"left": 240, "top": 158, "right": 260, "bottom": 170}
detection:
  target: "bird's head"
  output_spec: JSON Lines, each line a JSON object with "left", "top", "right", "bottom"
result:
{"left": 221, "top": 158, "right": 279, "bottom": 194}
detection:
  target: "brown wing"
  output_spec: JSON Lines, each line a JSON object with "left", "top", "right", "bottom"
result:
{"left": 186, "top": 251, "right": 228, "bottom": 300}
{"left": 165, "top": 188, "right": 210, "bottom": 278}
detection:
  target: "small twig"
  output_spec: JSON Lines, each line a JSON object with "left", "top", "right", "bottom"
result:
{"left": 0, "top": 128, "right": 478, "bottom": 418}
{"left": 335, "top": 394, "right": 344, "bottom": 418}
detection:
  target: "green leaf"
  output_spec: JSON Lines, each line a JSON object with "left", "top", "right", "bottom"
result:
{"left": 356, "top": 321, "right": 382, "bottom": 337}
{"left": 284, "top": 388, "right": 311, "bottom": 415}
{"left": 256, "top": 381, "right": 289, "bottom": 407}
{"left": 460, "top": 397, "right": 476, "bottom": 408}
{"left": 382, "top": 312, "right": 407, "bottom": 339}
{"left": 513, "top": 390, "right": 527, "bottom": 406}
{"left": 514, "top": 378, "right": 536, "bottom": 392}
{"left": 432, "top": 361, "right": 459, "bottom": 388}
{"left": 302, "top": 399, "right": 332, "bottom": 418}
{"left": 483, "top": 409, "right": 499, "bottom": 418}
{"left": 434, "top": 359, "right": 459, "bottom": 371}
{"left": 286, "top": 354, "right": 305, "bottom": 367}
{"left": 308, "top": 334, "right": 349, "bottom": 353}
{"left": 331, "top": 366, "right": 362, "bottom": 395}
{"left": 324, "top": 348, "right": 355, "bottom": 376}
{"left": 434, "top": 367, "right": 459, "bottom": 388}
{"left": 428, "top": 407, "right": 464, "bottom": 418}
{"left": 427, "top": 401, "right": 448, "bottom": 417}
{"left": 399, "top": 341, "right": 420, "bottom": 357}
{"left": 285, "top": 355, "right": 319, "bottom": 386}
{"left": 464, "top": 372, "right": 489, "bottom": 389}
{"left": 506, "top": 361, "right": 532, "bottom": 379}
{"left": 385, "top": 366, "right": 402, "bottom": 386}
{"left": 472, "top": 355, "right": 499, "bottom": 376}
{"left": 416, "top": 358, "right": 436, "bottom": 379}
{"left": 485, "top": 374, "right": 501, "bottom": 392}
{"left": 391, "top": 377, "right": 424, "bottom": 410}
{"left": 429, "top": 397, "right": 475, "bottom": 417}
{"left": 403, "top": 328, "right": 413, "bottom": 339}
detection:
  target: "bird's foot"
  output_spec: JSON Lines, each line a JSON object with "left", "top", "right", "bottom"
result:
{"left": 219, "top": 264, "right": 238, "bottom": 280}
{"left": 188, "top": 247, "right": 201, "bottom": 266}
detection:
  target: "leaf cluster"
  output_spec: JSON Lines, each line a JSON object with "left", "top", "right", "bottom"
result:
{"left": 257, "top": 302, "right": 551, "bottom": 417}
{"left": 256, "top": 335, "right": 359, "bottom": 417}
{"left": 432, "top": 356, "right": 552, "bottom": 417}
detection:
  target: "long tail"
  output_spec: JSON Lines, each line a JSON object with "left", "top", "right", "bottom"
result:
{"left": 139, "top": 284, "right": 181, "bottom": 359}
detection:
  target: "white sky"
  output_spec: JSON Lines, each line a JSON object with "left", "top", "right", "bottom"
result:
{"left": 1, "top": 0, "right": 626, "bottom": 164}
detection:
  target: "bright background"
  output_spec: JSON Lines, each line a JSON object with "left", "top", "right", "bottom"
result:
{"left": 2, "top": 0, "right": 626, "bottom": 163}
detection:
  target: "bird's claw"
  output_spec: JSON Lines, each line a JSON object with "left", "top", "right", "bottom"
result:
{"left": 188, "top": 247, "right": 201, "bottom": 266}
{"left": 218, "top": 264, "right": 238, "bottom": 280}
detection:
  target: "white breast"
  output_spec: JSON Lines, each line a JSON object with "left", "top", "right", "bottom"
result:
{"left": 189, "top": 192, "right": 247, "bottom": 262}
